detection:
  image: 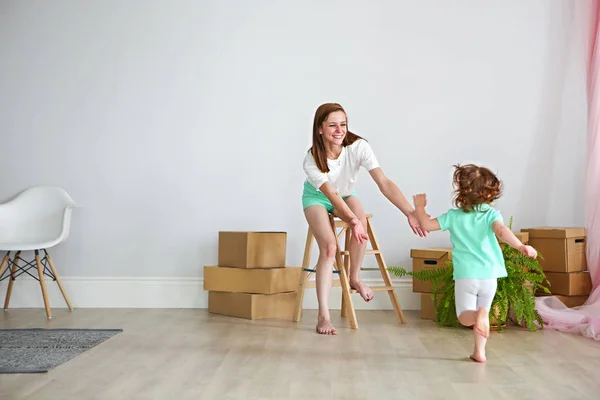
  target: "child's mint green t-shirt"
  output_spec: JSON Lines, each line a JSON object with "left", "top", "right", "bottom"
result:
{"left": 437, "top": 204, "right": 507, "bottom": 280}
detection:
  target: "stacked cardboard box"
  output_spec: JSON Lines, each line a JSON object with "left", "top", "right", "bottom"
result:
{"left": 204, "top": 232, "right": 301, "bottom": 319}
{"left": 498, "top": 231, "right": 529, "bottom": 249}
{"left": 410, "top": 248, "right": 453, "bottom": 320}
{"left": 521, "top": 227, "right": 591, "bottom": 307}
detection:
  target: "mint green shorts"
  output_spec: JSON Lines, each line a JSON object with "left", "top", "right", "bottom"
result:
{"left": 302, "top": 180, "right": 356, "bottom": 213}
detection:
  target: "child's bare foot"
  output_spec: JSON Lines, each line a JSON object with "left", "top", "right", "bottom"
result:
{"left": 316, "top": 317, "right": 337, "bottom": 335}
{"left": 474, "top": 307, "right": 490, "bottom": 338}
{"left": 350, "top": 279, "right": 374, "bottom": 302}
{"left": 469, "top": 353, "right": 487, "bottom": 363}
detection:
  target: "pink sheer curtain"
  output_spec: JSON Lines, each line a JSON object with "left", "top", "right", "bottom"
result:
{"left": 534, "top": 0, "right": 600, "bottom": 340}
{"left": 589, "top": 1, "right": 600, "bottom": 291}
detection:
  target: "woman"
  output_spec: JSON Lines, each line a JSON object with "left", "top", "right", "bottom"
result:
{"left": 302, "top": 103, "right": 427, "bottom": 335}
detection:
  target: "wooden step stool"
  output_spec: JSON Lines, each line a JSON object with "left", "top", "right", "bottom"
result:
{"left": 293, "top": 213, "right": 406, "bottom": 329}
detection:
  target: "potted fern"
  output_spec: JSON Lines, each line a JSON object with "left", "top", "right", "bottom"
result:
{"left": 389, "top": 218, "right": 551, "bottom": 330}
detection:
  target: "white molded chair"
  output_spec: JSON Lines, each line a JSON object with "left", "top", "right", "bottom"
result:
{"left": 0, "top": 186, "right": 78, "bottom": 319}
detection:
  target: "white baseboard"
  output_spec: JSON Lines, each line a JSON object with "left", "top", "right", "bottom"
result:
{"left": 0, "top": 277, "right": 420, "bottom": 310}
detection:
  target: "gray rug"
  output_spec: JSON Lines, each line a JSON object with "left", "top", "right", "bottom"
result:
{"left": 0, "top": 328, "right": 122, "bottom": 374}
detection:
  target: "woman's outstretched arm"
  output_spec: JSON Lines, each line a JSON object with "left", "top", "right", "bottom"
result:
{"left": 369, "top": 167, "right": 427, "bottom": 237}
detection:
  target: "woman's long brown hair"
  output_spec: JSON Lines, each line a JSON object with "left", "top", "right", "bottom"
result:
{"left": 309, "top": 103, "right": 364, "bottom": 173}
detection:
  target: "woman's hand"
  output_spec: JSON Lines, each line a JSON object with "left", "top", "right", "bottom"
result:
{"left": 350, "top": 218, "right": 369, "bottom": 245}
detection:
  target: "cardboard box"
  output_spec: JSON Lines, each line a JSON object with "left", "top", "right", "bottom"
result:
{"left": 218, "top": 231, "right": 286, "bottom": 268}
{"left": 208, "top": 291, "right": 296, "bottom": 320}
{"left": 410, "top": 248, "right": 452, "bottom": 293}
{"left": 498, "top": 231, "right": 529, "bottom": 246}
{"left": 515, "top": 231, "right": 529, "bottom": 244}
{"left": 540, "top": 272, "right": 592, "bottom": 296}
{"left": 420, "top": 293, "right": 437, "bottom": 320}
{"left": 204, "top": 266, "right": 300, "bottom": 294}
{"left": 554, "top": 295, "right": 588, "bottom": 308}
{"left": 521, "top": 227, "right": 586, "bottom": 272}
{"left": 537, "top": 294, "right": 589, "bottom": 308}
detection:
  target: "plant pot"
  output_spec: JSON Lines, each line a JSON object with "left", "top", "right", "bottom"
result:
{"left": 490, "top": 323, "right": 507, "bottom": 331}
{"left": 489, "top": 299, "right": 508, "bottom": 329}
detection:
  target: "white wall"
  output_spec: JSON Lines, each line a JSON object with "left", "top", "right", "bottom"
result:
{"left": 0, "top": 0, "right": 592, "bottom": 308}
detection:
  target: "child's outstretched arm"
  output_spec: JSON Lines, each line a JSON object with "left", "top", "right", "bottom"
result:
{"left": 492, "top": 221, "right": 537, "bottom": 258}
{"left": 413, "top": 193, "right": 441, "bottom": 232}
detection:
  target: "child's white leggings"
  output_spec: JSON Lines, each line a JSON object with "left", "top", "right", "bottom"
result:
{"left": 454, "top": 278, "right": 498, "bottom": 317}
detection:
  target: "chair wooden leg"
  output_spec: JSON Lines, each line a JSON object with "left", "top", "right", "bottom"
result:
{"left": 4, "top": 251, "right": 20, "bottom": 310}
{"left": 0, "top": 253, "right": 9, "bottom": 281}
{"left": 35, "top": 250, "right": 52, "bottom": 319}
{"left": 294, "top": 229, "right": 314, "bottom": 322}
{"left": 367, "top": 218, "right": 406, "bottom": 324}
{"left": 44, "top": 250, "right": 73, "bottom": 311}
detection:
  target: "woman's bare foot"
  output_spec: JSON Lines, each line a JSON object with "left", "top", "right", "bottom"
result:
{"left": 469, "top": 353, "right": 487, "bottom": 363}
{"left": 474, "top": 307, "right": 490, "bottom": 338}
{"left": 350, "top": 279, "right": 374, "bottom": 302}
{"left": 316, "top": 317, "right": 337, "bottom": 335}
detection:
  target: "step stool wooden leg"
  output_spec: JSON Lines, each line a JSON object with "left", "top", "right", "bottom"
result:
{"left": 367, "top": 217, "right": 406, "bottom": 324}
{"left": 336, "top": 253, "right": 357, "bottom": 329}
{"left": 340, "top": 225, "right": 351, "bottom": 318}
{"left": 35, "top": 250, "right": 52, "bottom": 319}
{"left": 44, "top": 250, "right": 73, "bottom": 311}
{"left": 294, "top": 228, "right": 314, "bottom": 322}
{"left": 4, "top": 251, "right": 20, "bottom": 310}
{"left": 332, "top": 219, "right": 358, "bottom": 329}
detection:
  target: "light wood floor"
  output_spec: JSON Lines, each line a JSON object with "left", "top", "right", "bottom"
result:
{"left": 1, "top": 309, "right": 599, "bottom": 400}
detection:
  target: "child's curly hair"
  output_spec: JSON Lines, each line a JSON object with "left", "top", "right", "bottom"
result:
{"left": 452, "top": 164, "right": 502, "bottom": 212}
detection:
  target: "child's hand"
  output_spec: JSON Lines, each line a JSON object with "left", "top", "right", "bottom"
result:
{"left": 413, "top": 193, "right": 427, "bottom": 208}
{"left": 519, "top": 245, "right": 537, "bottom": 259}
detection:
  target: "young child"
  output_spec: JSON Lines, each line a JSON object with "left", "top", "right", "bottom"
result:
{"left": 413, "top": 164, "right": 537, "bottom": 363}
